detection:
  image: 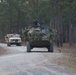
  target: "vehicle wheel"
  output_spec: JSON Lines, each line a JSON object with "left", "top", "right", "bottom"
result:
{"left": 16, "top": 44, "right": 18, "bottom": 46}
{"left": 30, "top": 45, "right": 33, "bottom": 49}
{"left": 19, "top": 43, "right": 21, "bottom": 46}
{"left": 48, "top": 43, "right": 53, "bottom": 52}
{"left": 7, "top": 43, "right": 11, "bottom": 46}
{"left": 27, "top": 42, "right": 31, "bottom": 52}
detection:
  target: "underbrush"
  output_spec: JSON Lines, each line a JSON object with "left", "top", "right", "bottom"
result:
{"left": 0, "top": 47, "right": 7, "bottom": 55}
{"left": 54, "top": 43, "right": 76, "bottom": 72}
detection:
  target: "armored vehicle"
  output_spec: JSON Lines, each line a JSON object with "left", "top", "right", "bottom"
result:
{"left": 5, "top": 34, "right": 22, "bottom": 46}
{"left": 23, "top": 22, "right": 56, "bottom": 52}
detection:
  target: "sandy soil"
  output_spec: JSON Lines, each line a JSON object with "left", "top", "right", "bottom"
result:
{"left": 54, "top": 43, "right": 76, "bottom": 72}
{"left": 0, "top": 47, "right": 7, "bottom": 55}
{"left": 54, "top": 43, "right": 76, "bottom": 53}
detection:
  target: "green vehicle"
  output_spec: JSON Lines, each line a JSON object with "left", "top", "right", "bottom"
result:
{"left": 23, "top": 22, "right": 56, "bottom": 52}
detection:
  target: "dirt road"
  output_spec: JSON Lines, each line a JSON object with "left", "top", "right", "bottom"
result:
{"left": 0, "top": 43, "right": 76, "bottom": 75}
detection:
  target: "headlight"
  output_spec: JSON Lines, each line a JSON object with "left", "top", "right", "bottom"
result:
{"left": 9, "top": 39, "right": 12, "bottom": 42}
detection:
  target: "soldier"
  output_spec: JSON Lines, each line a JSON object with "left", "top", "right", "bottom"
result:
{"left": 32, "top": 20, "right": 40, "bottom": 28}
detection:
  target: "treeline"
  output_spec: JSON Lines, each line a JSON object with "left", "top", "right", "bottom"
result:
{"left": 0, "top": 0, "right": 76, "bottom": 46}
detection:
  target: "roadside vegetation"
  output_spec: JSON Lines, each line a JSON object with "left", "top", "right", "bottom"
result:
{"left": 55, "top": 43, "right": 76, "bottom": 72}
{"left": 0, "top": 47, "right": 7, "bottom": 56}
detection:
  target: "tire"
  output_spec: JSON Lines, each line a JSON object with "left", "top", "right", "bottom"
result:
{"left": 27, "top": 42, "right": 31, "bottom": 52}
{"left": 16, "top": 44, "right": 18, "bottom": 46}
{"left": 19, "top": 44, "right": 21, "bottom": 46}
{"left": 30, "top": 45, "right": 33, "bottom": 49}
{"left": 48, "top": 43, "right": 53, "bottom": 52}
{"left": 7, "top": 43, "right": 11, "bottom": 46}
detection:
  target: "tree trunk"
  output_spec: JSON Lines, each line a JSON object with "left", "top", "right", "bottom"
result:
{"left": 1, "top": 0, "right": 3, "bottom": 2}
{"left": 8, "top": 0, "right": 13, "bottom": 33}
{"left": 68, "top": 9, "right": 73, "bottom": 46}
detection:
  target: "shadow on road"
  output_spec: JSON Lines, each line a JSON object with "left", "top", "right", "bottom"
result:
{"left": 27, "top": 51, "right": 53, "bottom": 53}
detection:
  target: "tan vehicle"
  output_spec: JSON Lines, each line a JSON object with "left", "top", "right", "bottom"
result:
{"left": 5, "top": 34, "right": 22, "bottom": 46}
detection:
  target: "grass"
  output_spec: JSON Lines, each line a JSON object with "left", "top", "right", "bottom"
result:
{"left": 0, "top": 46, "right": 7, "bottom": 56}
{"left": 55, "top": 43, "right": 76, "bottom": 53}
{"left": 54, "top": 43, "right": 76, "bottom": 72}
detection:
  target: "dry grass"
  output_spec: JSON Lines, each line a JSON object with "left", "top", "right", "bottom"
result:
{"left": 22, "top": 42, "right": 26, "bottom": 46}
{"left": 0, "top": 47, "right": 7, "bottom": 56}
{"left": 54, "top": 53, "right": 76, "bottom": 72}
{"left": 55, "top": 43, "right": 76, "bottom": 53}
{"left": 54, "top": 43, "right": 76, "bottom": 72}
